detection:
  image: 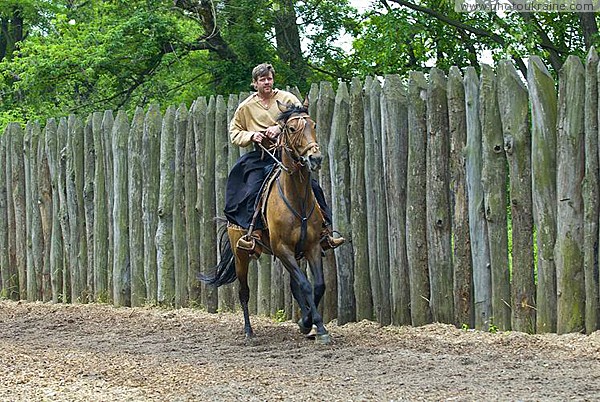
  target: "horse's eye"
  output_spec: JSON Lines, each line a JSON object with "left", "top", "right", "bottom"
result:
{"left": 288, "top": 126, "right": 296, "bottom": 132}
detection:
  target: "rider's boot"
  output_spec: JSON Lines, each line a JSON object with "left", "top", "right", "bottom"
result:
{"left": 237, "top": 229, "right": 263, "bottom": 259}
{"left": 320, "top": 223, "right": 345, "bottom": 251}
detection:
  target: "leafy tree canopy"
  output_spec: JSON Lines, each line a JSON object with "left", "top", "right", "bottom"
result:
{"left": 0, "top": 0, "right": 597, "bottom": 129}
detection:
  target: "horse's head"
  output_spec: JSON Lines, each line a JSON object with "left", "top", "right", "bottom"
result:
{"left": 276, "top": 100, "right": 322, "bottom": 172}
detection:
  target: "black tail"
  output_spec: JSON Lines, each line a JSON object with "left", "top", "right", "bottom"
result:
{"left": 198, "top": 224, "right": 237, "bottom": 287}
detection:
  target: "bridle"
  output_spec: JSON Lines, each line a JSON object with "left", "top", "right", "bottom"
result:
{"left": 278, "top": 114, "right": 320, "bottom": 173}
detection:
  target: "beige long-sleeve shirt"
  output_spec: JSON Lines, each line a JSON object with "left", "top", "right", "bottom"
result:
{"left": 229, "top": 89, "right": 301, "bottom": 147}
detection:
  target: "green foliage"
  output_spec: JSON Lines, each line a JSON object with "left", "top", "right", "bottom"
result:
{"left": 274, "top": 309, "right": 287, "bottom": 323}
{"left": 0, "top": 0, "right": 596, "bottom": 130}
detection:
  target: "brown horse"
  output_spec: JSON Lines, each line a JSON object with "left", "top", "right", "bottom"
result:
{"left": 201, "top": 100, "right": 330, "bottom": 344}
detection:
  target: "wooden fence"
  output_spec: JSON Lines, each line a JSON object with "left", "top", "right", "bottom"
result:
{"left": 1, "top": 50, "right": 600, "bottom": 335}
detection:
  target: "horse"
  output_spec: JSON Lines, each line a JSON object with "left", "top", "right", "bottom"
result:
{"left": 201, "top": 100, "right": 330, "bottom": 344}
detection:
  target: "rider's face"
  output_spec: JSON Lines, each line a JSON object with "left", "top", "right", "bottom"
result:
{"left": 254, "top": 73, "right": 274, "bottom": 96}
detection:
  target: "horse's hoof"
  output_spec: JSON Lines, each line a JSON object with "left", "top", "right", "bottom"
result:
{"left": 297, "top": 319, "right": 312, "bottom": 335}
{"left": 315, "top": 333, "right": 331, "bottom": 345}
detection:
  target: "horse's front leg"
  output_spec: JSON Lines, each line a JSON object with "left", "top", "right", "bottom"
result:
{"left": 290, "top": 276, "right": 312, "bottom": 334}
{"left": 279, "top": 250, "right": 330, "bottom": 344}
{"left": 306, "top": 248, "right": 326, "bottom": 309}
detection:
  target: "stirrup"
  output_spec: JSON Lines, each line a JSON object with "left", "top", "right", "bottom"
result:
{"left": 320, "top": 228, "right": 345, "bottom": 251}
{"left": 236, "top": 233, "right": 262, "bottom": 259}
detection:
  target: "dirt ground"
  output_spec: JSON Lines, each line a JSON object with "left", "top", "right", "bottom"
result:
{"left": 0, "top": 300, "right": 599, "bottom": 401}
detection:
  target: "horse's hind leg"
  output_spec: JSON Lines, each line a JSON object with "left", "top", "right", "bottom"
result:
{"left": 230, "top": 229, "right": 254, "bottom": 340}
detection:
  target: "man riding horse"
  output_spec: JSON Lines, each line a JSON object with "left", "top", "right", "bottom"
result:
{"left": 224, "top": 63, "right": 344, "bottom": 255}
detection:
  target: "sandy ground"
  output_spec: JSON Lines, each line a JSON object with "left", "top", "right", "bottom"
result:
{"left": 0, "top": 300, "right": 599, "bottom": 401}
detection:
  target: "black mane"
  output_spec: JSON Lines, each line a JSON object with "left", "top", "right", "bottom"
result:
{"left": 277, "top": 104, "right": 308, "bottom": 123}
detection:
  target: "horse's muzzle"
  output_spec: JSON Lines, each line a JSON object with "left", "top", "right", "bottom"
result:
{"left": 308, "top": 153, "right": 323, "bottom": 172}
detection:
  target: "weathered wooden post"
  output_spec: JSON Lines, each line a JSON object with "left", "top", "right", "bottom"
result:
{"left": 112, "top": 110, "right": 130, "bottom": 306}
{"left": 67, "top": 114, "right": 88, "bottom": 302}
{"left": 38, "top": 120, "right": 53, "bottom": 301}
{"left": 480, "top": 65, "right": 511, "bottom": 331}
{"left": 83, "top": 115, "right": 95, "bottom": 299}
{"left": 464, "top": 67, "right": 491, "bottom": 329}
{"left": 363, "top": 77, "right": 383, "bottom": 324}
{"left": 382, "top": 74, "right": 411, "bottom": 325}
{"left": 101, "top": 111, "right": 114, "bottom": 301}
{"left": 92, "top": 112, "right": 108, "bottom": 302}
{"left": 186, "top": 100, "right": 202, "bottom": 304}
{"left": 555, "top": 55, "right": 585, "bottom": 334}
{"left": 30, "top": 121, "right": 45, "bottom": 300}
{"left": 0, "top": 134, "right": 11, "bottom": 299}
{"left": 215, "top": 95, "right": 234, "bottom": 311}
{"left": 330, "top": 81, "right": 355, "bottom": 325}
{"left": 142, "top": 104, "right": 162, "bottom": 304}
{"left": 583, "top": 47, "right": 600, "bottom": 333}
{"left": 156, "top": 106, "right": 176, "bottom": 306}
{"left": 201, "top": 97, "right": 218, "bottom": 313}
{"left": 173, "top": 103, "right": 189, "bottom": 308}
{"left": 426, "top": 68, "right": 454, "bottom": 324}
{"left": 45, "top": 119, "right": 63, "bottom": 302}
{"left": 25, "top": 121, "right": 42, "bottom": 301}
{"left": 407, "top": 71, "right": 432, "bottom": 326}
{"left": 129, "top": 107, "right": 146, "bottom": 306}
{"left": 528, "top": 56, "right": 558, "bottom": 333}
{"left": 226, "top": 93, "right": 242, "bottom": 313}
{"left": 10, "top": 122, "right": 27, "bottom": 299}
{"left": 316, "top": 81, "right": 337, "bottom": 322}
{"left": 369, "top": 78, "right": 391, "bottom": 325}
{"left": 37, "top": 121, "right": 52, "bottom": 302}
{"left": 5, "top": 127, "right": 19, "bottom": 300}
{"left": 348, "top": 77, "right": 373, "bottom": 322}
{"left": 497, "top": 60, "right": 536, "bottom": 333}
{"left": 448, "top": 66, "right": 473, "bottom": 328}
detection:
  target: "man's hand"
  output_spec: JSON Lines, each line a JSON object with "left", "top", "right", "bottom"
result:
{"left": 251, "top": 131, "right": 266, "bottom": 143}
{"left": 265, "top": 124, "right": 281, "bottom": 139}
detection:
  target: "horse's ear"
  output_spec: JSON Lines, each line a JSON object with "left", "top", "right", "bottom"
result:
{"left": 277, "top": 100, "right": 288, "bottom": 112}
{"left": 302, "top": 98, "right": 309, "bottom": 109}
